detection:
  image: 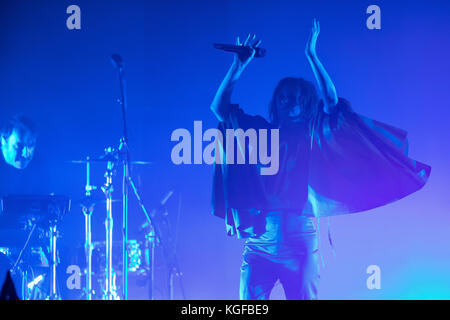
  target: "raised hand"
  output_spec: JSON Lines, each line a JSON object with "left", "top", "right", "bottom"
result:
{"left": 232, "top": 33, "right": 262, "bottom": 72}
{"left": 305, "top": 18, "right": 320, "bottom": 58}
{"left": 304, "top": 18, "right": 339, "bottom": 113}
{"left": 210, "top": 34, "right": 262, "bottom": 121}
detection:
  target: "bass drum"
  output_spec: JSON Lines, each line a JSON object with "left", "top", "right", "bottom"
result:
{"left": 70, "top": 240, "right": 148, "bottom": 300}
{"left": 91, "top": 240, "right": 146, "bottom": 300}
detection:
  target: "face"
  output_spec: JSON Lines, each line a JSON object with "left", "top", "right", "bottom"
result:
{"left": 1, "top": 129, "right": 36, "bottom": 169}
{"left": 275, "top": 85, "right": 305, "bottom": 127}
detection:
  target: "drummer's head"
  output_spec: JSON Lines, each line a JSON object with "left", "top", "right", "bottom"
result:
{"left": 1, "top": 115, "right": 37, "bottom": 169}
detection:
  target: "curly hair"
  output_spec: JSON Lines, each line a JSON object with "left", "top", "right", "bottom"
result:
{"left": 268, "top": 77, "right": 319, "bottom": 127}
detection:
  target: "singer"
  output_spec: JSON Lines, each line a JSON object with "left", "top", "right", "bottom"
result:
{"left": 210, "top": 19, "right": 430, "bottom": 300}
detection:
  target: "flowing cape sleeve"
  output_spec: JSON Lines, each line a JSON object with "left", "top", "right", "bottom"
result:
{"left": 301, "top": 98, "right": 431, "bottom": 217}
{"left": 211, "top": 104, "right": 270, "bottom": 238}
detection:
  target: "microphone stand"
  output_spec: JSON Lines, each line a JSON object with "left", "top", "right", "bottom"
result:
{"left": 111, "top": 54, "right": 185, "bottom": 300}
{"left": 112, "top": 54, "right": 130, "bottom": 300}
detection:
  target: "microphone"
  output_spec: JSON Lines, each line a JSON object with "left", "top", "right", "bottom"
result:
{"left": 213, "top": 43, "right": 266, "bottom": 58}
{"left": 111, "top": 54, "right": 124, "bottom": 69}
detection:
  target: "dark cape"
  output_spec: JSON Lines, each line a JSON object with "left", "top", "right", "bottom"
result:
{"left": 211, "top": 98, "right": 431, "bottom": 238}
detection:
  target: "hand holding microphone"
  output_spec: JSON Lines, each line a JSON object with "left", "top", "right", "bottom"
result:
{"left": 209, "top": 34, "right": 264, "bottom": 115}
{"left": 214, "top": 34, "right": 264, "bottom": 75}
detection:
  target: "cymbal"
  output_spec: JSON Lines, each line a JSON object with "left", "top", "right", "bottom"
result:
{"left": 68, "top": 159, "right": 153, "bottom": 165}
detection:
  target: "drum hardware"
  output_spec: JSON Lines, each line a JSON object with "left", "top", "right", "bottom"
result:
{"left": 1, "top": 195, "right": 70, "bottom": 300}
{"left": 77, "top": 240, "right": 144, "bottom": 299}
{"left": 47, "top": 224, "right": 59, "bottom": 300}
{"left": 1, "top": 195, "right": 70, "bottom": 228}
{"left": 85, "top": 156, "right": 97, "bottom": 196}
{"left": 142, "top": 223, "right": 157, "bottom": 297}
{"left": 100, "top": 147, "right": 119, "bottom": 300}
{"left": 112, "top": 53, "right": 131, "bottom": 300}
{"left": 73, "top": 147, "right": 121, "bottom": 300}
{"left": 9, "top": 223, "right": 37, "bottom": 300}
{"left": 68, "top": 159, "right": 152, "bottom": 166}
{"left": 66, "top": 54, "right": 154, "bottom": 300}
{"left": 134, "top": 187, "right": 185, "bottom": 300}
{"left": 77, "top": 146, "right": 126, "bottom": 300}
{"left": 126, "top": 240, "right": 142, "bottom": 272}
{"left": 11, "top": 223, "right": 37, "bottom": 275}
{"left": 128, "top": 178, "right": 163, "bottom": 299}
{"left": 81, "top": 204, "right": 94, "bottom": 300}
{"left": 73, "top": 147, "right": 151, "bottom": 300}
{"left": 27, "top": 274, "right": 44, "bottom": 291}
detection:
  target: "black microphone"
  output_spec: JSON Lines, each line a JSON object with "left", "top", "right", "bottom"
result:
{"left": 213, "top": 43, "right": 266, "bottom": 58}
{"left": 111, "top": 54, "right": 124, "bottom": 69}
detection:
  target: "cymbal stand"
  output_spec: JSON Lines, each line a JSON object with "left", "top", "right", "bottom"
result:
{"left": 82, "top": 157, "right": 96, "bottom": 300}
{"left": 82, "top": 204, "right": 94, "bottom": 300}
{"left": 101, "top": 147, "right": 118, "bottom": 300}
{"left": 47, "top": 223, "right": 60, "bottom": 300}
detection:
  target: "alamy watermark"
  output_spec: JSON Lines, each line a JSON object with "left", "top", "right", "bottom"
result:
{"left": 366, "top": 5, "right": 381, "bottom": 30}
{"left": 66, "top": 5, "right": 81, "bottom": 30}
{"left": 170, "top": 121, "right": 280, "bottom": 175}
{"left": 66, "top": 265, "right": 81, "bottom": 290}
{"left": 366, "top": 264, "right": 381, "bottom": 290}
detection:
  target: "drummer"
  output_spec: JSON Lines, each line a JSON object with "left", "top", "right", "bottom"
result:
{"left": 0, "top": 114, "right": 37, "bottom": 295}
{"left": 1, "top": 114, "right": 37, "bottom": 170}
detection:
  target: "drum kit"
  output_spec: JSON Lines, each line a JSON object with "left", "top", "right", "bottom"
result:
{"left": 71, "top": 147, "right": 155, "bottom": 301}
{"left": 0, "top": 54, "right": 184, "bottom": 300}
{"left": 0, "top": 146, "right": 183, "bottom": 300}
